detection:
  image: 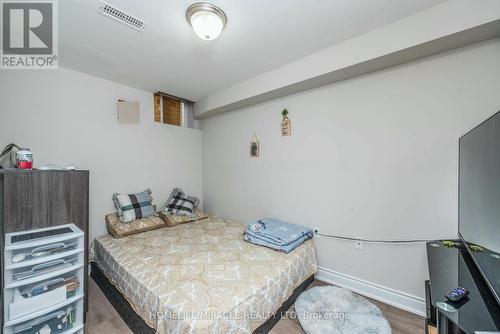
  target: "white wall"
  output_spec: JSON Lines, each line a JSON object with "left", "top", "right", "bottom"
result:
{"left": 0, "top": 67, "right": 202, "bottom": 242}
{"left": 200, "top": 38, "right": 500, "bottom": 311}
{"left": 195, "top": 0, "right": 500, "bottom": 116}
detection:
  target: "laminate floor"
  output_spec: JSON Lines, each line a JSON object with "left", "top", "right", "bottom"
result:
{"left": 85, "top": 278, "right": 425, "bottom": 334}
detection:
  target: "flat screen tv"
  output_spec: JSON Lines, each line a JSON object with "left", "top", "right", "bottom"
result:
{"left": 459, "top": 110, "right": 500, "bottom": 304}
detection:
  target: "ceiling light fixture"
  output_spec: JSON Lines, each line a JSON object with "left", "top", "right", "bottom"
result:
{"left": 186, "top": 2, "right": 227, "bottom": 41}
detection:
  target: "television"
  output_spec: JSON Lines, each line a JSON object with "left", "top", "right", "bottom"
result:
{"left": 459, "top": 110, "right": 500, "bottom": 304}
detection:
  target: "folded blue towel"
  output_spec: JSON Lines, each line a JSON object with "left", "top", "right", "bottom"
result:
{"left": 245, "top": 218, "right": 313, "bottom": 246}
{"left": 244, "top": 232, "right": 310, "bottom": 253}
{"left": 244, "top": 218, "right": 313, "bottom": 253}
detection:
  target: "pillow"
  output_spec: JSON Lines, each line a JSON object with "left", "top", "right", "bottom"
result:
{"left": 113, "top": 189, "right": 155, "bottom": 223}
{"left": 105, "top": 213, "right": 165, "bottom": 238}
{"left": 164, "top": 188, "right": 196, "bottom": 216}
{"left": 166, "top": 188, "right": 200, "bottom": 208}
{"left": 159, "top": 208, "right": 209, "bottom": 227}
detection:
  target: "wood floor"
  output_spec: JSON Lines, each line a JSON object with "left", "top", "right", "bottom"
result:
{"left": 85, "top": 278, "right": 425, "bottom": 334}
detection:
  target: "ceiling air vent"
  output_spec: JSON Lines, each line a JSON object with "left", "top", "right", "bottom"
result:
{"left": 98, "top": 0, "right": 147, "bottom": 32}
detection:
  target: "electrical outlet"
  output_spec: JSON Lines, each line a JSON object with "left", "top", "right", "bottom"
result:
{"left": 354, "top": 241, "right": 364, "bottom": 250}
{"left": 313, "top": 227, "right": 320, "bottom": 237}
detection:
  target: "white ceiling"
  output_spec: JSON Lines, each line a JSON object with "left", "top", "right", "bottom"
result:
{"left": 60, "top": 0, "right": 447, "bottom": 101}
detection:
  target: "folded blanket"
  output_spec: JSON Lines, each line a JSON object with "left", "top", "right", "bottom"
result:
{"left": 245, "top": 218, "right": 313, "bottom": 246}
{"left": 244, "top": 232, "right": 311, "bottom": 253}
{"left": 244, "top": 218, "right": 313, "bottom": 253}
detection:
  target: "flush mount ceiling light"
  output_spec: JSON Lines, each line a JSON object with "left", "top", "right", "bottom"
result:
{"left": 186, "top": 2, "right": 227, "bottom": 41}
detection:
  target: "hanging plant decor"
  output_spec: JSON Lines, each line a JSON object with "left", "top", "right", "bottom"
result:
{"left": 250, "top": 133, "right": 259, "bottom": 157}
{"left": 281, "top": 108, "right": 291, "bottom": 136}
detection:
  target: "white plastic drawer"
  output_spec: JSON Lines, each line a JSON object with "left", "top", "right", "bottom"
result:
{"left": 3, "top": 298, "right": 83, "bottom": 334}
{"left": 3, "top": 224, "right": 85, "bottom": 334}
{"left": 5, "top": 254, "right": 83, "bottom": 288}
{"left": 5, "top": 270, "right": 83, "bottom": 321}
{"left": 4, "top": 236, "right": 83, "bottom": 270}
{"left": 5, "top": 224, "right": 82, "bottom": 251}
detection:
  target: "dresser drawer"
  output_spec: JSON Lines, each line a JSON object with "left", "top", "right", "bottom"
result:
{"left": 6, "top": 269, "right": 83, "bottom": 321}
{"left": 4, "top": 297, "right": 84, "bottom": 334}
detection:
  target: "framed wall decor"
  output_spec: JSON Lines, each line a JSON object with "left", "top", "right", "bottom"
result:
{"left": 281, "top": 108, "right": 291, "bottom": 136}
{"left": 250, "top": 133, "right": 259, "bottom": 157}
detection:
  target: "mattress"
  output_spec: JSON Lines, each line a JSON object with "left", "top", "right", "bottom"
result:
{"left": 93, "top": 215, "right": 317, "bottom": 334}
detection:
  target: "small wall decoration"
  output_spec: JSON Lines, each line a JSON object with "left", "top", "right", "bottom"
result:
{"left": 281, "top": 108, "right": 291, "bottom": 136}
{"left": 118, "top": 100, "right": 140, "bottom": 124}
{"left": 250, "top": 133, "right": 259, "bottom": 157}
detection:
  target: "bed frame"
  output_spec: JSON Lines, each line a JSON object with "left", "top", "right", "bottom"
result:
{"left": 91, "top": 262, "right": 313, "bottom": 334}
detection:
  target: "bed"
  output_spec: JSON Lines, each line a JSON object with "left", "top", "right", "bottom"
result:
{"left": 91, "top": 215, "right": 317, "bottom": 334}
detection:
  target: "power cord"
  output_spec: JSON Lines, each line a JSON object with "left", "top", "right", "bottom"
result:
{"left": 316, "top": 232, "right": 438, "bottom": 244}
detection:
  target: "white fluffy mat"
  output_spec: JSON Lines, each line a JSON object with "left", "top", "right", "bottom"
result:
{"left": 294, "top": 286, "right": 392, "bottom": 334}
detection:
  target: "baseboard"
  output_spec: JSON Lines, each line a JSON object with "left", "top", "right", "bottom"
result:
{"left": 316, "top": 266, "right": 426, "bottom": 317}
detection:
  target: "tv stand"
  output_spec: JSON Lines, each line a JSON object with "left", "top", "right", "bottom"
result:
{"left": 426, "top": 241, "right": 500, "bottom": 334}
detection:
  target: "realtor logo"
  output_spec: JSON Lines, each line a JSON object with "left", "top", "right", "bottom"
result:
{"left": 1, "top": 0, "right": 58, "bottom": 69}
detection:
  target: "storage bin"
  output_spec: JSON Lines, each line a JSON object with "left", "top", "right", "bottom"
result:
{"left": 4, "top": 298, "right": 84, "bottom": 334}
{"left": 9, "top": 274, "right": 81, "bottom": 320}
{"left": 7, "top": 254, "right": 81, "bottom": 287}
{"left": 3, "top": 224, "right": 85, "bottom": 333}
{"left": 6, "top": 238, "right": 80, "bottom": 268}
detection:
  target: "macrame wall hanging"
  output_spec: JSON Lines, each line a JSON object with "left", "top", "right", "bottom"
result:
{"left": 250, "top": 133, "right": 259, "bottom": 157}
{"left": 281, "top": 108, "right": 291, "bottom": 136}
